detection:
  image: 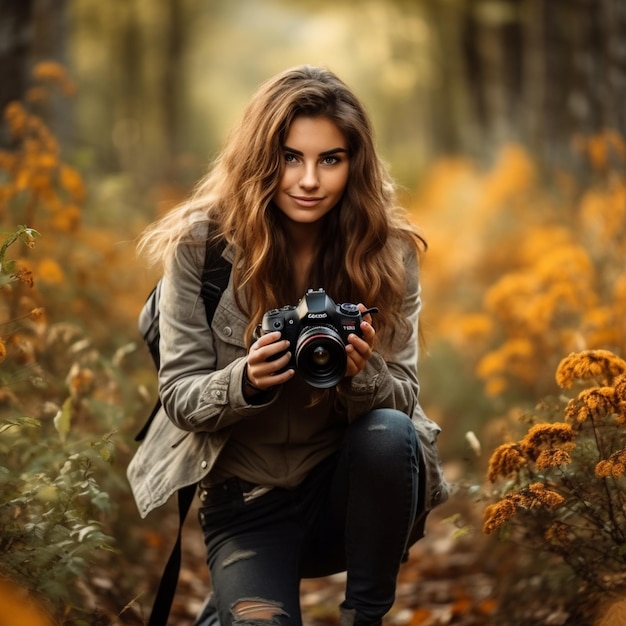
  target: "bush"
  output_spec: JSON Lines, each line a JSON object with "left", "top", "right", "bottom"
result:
{"left": 484, "top": 349, "right": 626, "bottom": 615}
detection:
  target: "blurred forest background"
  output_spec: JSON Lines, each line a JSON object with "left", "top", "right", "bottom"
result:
{"left": 2, "top": 0, "right": 626, "bottom": 625}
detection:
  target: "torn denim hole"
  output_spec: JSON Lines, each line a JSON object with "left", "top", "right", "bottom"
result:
{"left": 231, "top": 598, "right": 289, "bottom": 624}
{"left": 367, "top": 424, "right": 388, "bottom": 431}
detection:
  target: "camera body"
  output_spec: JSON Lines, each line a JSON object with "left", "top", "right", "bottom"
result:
{"left": 261, "top": 288, "right": 376, "bottom": 388}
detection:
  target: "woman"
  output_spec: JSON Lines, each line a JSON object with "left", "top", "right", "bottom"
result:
{"left": 128, "top": 65, "right": 447, "bottom": 626}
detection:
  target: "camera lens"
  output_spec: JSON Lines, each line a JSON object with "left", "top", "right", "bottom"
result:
{"left": 295, "top": 326, "right": 347, "bottom": 388}
{"left": 311, "top": 345, "right": 331, "bottom": 366}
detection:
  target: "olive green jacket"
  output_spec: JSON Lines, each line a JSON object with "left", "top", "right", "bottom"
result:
{"left": 127, "top": 232, "right": 448, "bottom": 519}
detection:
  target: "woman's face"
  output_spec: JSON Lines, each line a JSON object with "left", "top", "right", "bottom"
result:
{"left": 272, "top": 116, "right": 350, "bottom": 228}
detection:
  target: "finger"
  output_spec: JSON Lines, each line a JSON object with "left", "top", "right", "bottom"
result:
{"left": 360, "top": 321, "right": 376, "bottom": 348}
{"left": 348, "top": 328, "right": 374, "bottom": 353}
{"left": 249, "top": 337, "right": 290, "bottom": 364}
{"left": 344, "top": 352, "right": 364, "bottom": 378}
{"left": 248, "top": 354, "right": 294, "bottom": 390}
{"left": 254, "top": 349, "right": 293, "bottom": 377}
{"left": 253, "top": 331, "right": 282, "bottom": 349}
{"left": 247, "top": 339, "right": 292, "bottom": 389}
{"left": 357, "top": 303, "right": 374, "bottom": 325}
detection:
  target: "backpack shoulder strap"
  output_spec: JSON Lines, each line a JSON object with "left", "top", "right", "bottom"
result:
{"left": 200, "top": 235, "right": 230, "bottom": 325}
{"left": 144, "top": 236, "right": 232, "bottom": 626}
{"left": 134, "top": 235, "right": 231, "bottom": 443}
{"left": 147, "top": 483, "right": 196, "bottom": 626}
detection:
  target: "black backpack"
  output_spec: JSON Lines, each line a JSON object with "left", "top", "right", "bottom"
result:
{"left": 136, "top": 235, "right": 231, "bottom": 440}
{"left": 136, "top": 235, "right": 231, "bottom": 626}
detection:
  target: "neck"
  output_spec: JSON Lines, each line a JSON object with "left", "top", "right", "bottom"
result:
{"left": 284, "top": 221, "right": 323, "bottom": 253}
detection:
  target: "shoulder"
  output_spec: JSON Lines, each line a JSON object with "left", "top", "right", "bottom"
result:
{"left": 169, "top": 214, "right": 228, "bottom": 273}
{"left": 386, "top": 234, "right": 420, "bottom": 272}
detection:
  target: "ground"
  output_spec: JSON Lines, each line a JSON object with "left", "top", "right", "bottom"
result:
{"left": 102, "top": 496, "right": 499, "bottom": 626}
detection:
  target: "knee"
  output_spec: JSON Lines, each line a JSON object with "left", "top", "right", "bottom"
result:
{"left": 347, "top": 409, "right": 417, "bottom": 463}
{"left": 230, "top": 599, "right": 288, "bottom": 625}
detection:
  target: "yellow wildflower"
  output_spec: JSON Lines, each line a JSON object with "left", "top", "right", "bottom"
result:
{"left": 52, "top": 204, "right": 81, "bottom": 232}
{"left": 564, "top": 388, "right": 617, "bottom": 426}
{"left": 595, "top": 448, "right": 626, "bottom": 479}
{"left": 556, "top": 350, "right": 626, "bottom": 388}
{"left": 37, "top": 258, "right": 64, "bottom": 285}
{"left": 595, "top": 460, "right": 612, "bottom": 479}
{"left": 0, "top": 337, "right": 6, "bottom": 363}
{"left": 13, "top": 267, "right": 34, "bottom": 288}
{"left": 67, "top": 367, "right": 95, "bottom": 398}
{"left": 545, "top": 521, "right": 570, "bottom": 545}
{"left": 4, "top": 101, "right": 27, "bottom": 137}
{"left": 612, "top": 463, "right": 626, "bottom": 478}
{"left": 519, "top": 423, "right": 575, "bottom": 460}
{"left": 483, "top": 498, "right": 519, "bottom": 534}
{"left": 59, "top": 164, "right": 86, "bottom": 202}
{"left": 487, "top": 442, "right": 527, "bottom": 482}
{"left": 535, "top": 448, "right": 572, "bottom": 470}
{"left": 525, "top": 483, "right": 565, "bottom": 508}
{"left": 32, "top": 61, "right": 76, "bottom": 97}
{"left": 615, "top": 375, "right": 626, "bottom": 402}
{"left": 580, "top": 387, "right": 617, "bottom": 416}
{"left": 482, "top": 483, "right": 563, "bottom": 535}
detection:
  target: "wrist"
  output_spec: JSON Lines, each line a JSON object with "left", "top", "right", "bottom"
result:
{"left": 243, "top": 365, "right": 264, "bottom": 393}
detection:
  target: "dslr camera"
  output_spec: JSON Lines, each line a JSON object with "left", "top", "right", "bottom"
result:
{"left": 261, "top": 288, "right": 378, "bottom": 389}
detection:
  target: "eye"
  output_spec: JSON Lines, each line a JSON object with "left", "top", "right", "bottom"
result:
{"left": 322, "top": 156, "right": 340, "bottom": 165}
{"left": 284, "top": 152, "right": 299, "bottom": 164}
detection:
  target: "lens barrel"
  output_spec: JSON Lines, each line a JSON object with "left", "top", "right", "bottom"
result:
{"left": 294, "top": 325, "right": 347, "bottom": 388}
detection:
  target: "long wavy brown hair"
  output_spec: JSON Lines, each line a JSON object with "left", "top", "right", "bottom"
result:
{"left": 138, "top": 65, "right": 426, "bottom": 348}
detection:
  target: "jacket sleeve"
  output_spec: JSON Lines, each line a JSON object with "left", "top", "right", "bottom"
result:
{"left": 335, "top": 245, "right": 421, "bottom": 422}
{"left": 156, "top": 233, "right": 279, "bottom": 433}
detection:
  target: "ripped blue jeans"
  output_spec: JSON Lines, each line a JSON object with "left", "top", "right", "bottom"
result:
{"left": 196, "top": 409, "right": 422, "bottom": 626}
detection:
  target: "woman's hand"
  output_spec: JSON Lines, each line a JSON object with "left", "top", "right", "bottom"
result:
{"left": 344, "top": 304, "right": 376, "bottom": 378}
{"left": 244, "top": 331, "right": 294, "bottom": 394}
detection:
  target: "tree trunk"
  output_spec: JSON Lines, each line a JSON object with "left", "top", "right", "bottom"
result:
{"left": 0, "top": 0, "right": 69, "bottom": 148}
{"left": 0, "top": 1, "right": 34, "bottom": 111}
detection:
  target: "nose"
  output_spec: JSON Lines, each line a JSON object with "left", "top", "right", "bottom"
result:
{"left": 299, "top": 163, "right": 319, "bottom": 190}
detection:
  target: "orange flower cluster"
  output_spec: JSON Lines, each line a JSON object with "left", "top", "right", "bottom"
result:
{"left": 556, "top": 349, "right": 626, "bottom": 389}
{"left": 564, "top": 387, "right": 623, "bottom": 426}
{"left": 31, "top": 61, "right": 76, "bottom": 98}
{"left": 595, "top": 448, "right": 626, "bottom": 479}
{"left": 486, "top": 442, "right": 526, "bottom": 482}
{"left": 535, "top": 448, "right": 573, "bottom": 471}
{"left": 487, "top": 422, "right": 575, "bottom": 482}
{"left": 572, "top": 130, "right": 626, "bottom": 172}
{"left": 554, "top": 352, "right": 626, "bottom": 430}
{"left": 475, "top": 227, "right": 599, "bottom": 397}
{"left": 544, "top": 521, "right": 571, "bottom": 546}
{"left": 483, "top": 483, "right": 565, "bottom": 534}
{"left": 0, "top": 62, "right": 84, "bottom": 234}
{"left": 484, "top": 347, "right": 626, "bottom": 589}
{"left": 12, "top": 267, "right": 34, "bottom": 288}
{"left": 67, "top": 366, "right": 95, "bottom": 399}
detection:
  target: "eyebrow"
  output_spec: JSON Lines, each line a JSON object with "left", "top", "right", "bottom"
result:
{"left": 283, "top": 146, "right": 349, "bottom": 157}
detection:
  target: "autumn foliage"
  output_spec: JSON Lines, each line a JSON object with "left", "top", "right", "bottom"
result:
{"left": 0, "top": 63, "right": 149, "bottom": 624}
{"left": 409, "top": 131, "right": 626, "bottom": 622}
{"left": 3, "top": 60, "right": 626, "bottom": 624}
{"left": 415, "top": 136, "right": 626, "bottom": 405}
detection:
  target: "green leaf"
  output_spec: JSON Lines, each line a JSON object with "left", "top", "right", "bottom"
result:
{"left": 0, "top": 416, "right": 41, "bottom": 434}
{"left": 91, "top": 438, "right": 115, "bottom": 464}
{"left": 53, "top": 398, "right": 72, "bottom": 442}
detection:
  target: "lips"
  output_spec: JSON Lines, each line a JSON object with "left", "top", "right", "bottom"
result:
{"left": 290, "top": 195, "right": 325, "bottom": 207}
